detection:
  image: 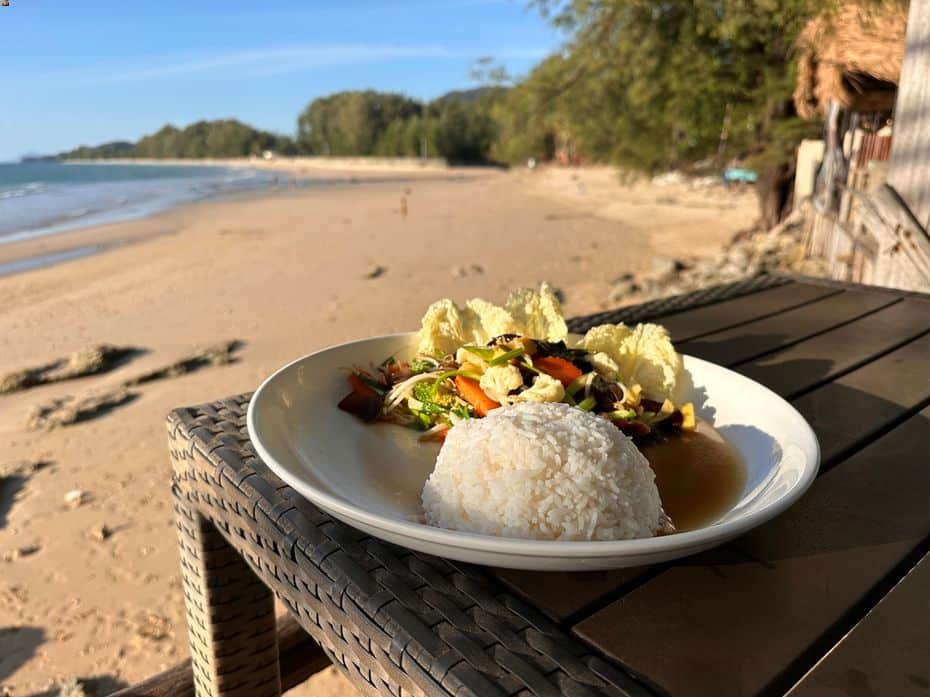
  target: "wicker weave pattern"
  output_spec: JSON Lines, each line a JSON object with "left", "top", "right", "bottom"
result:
{"left": 175, "top": 500, "right": 282, "bottom": 696}
{"left": 169, "top": 276, "right": 795, "bottom": 697}
{"left": 171, "top": 399, "right": 653, "bottom": 696}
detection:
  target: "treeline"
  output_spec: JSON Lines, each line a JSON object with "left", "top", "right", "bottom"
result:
{"left": 296, "top": 88, "right": 502, "bottom": 162}
{"left": 62, "top": 140, "right": 134, "bottom": 159}
{"left": 59, "top": 120, "right": 296, "bottom": 160}
{"left": 134, "top": 120, "right": 296, "bottom": 158}
{"left": 60, "top": 90, "right": 503, "bottom": 164}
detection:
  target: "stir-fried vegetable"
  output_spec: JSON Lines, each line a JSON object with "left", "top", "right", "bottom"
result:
{"left": 533, "top": 356, "right": 583, "bottom": 387}
{"left": 337, "top": 332, "right": 695, "bottom": 445}
{"left": 454, "top": 375, "right": 500, "bottom": 417}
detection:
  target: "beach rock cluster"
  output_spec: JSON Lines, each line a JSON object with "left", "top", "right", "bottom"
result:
{"left": 609, "top": 209, "right": 830, "bottom": 303}
{"left": 0, "top": 344, "right": 140, "bottom": 395}
{"left": 22, "top": 340, "right": 242, "bottom": 430}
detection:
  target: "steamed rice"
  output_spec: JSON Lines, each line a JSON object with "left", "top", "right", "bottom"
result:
{"left": 421, "top": 402, "right": 665, "bottom": 541}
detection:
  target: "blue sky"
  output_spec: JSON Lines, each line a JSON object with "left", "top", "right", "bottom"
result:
{"left": 0, "top": 0, "right": 563, "bottom": 162}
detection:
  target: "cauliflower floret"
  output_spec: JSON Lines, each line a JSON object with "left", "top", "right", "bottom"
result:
{"left": 614, "top": 323, "right": 682, "bottom": 401}
{"left": 463, "top": 298, "right": 519, "bottom": 343}
{"left": 588, "top": 351, "right": 620, "bottom": 380}
{"left": 479, "top": 364, "right": 524, "bottom": 403}
{"left": 455, "top": 346, "right": 489, "bottom": 372}
{"left": 416, "top": 284, "right": 568, "bottom": 356}
{"left": 504, "top": 282, "right": 567, "bottom": 341}
{"left": 418, "top": 299, "right": 466, "bottom": 357}
{"left": 578, "top": 324, "right": 633, "bottom": 364}
{"left": 514, "top": 373, "right": 565, "bottom": 404}
{"left": 579, "top": 322, "right": 682, "bottom": 400}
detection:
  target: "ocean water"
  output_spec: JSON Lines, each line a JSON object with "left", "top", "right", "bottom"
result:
{"left": 0, "top": 161, "right": 280, "bottom": 244}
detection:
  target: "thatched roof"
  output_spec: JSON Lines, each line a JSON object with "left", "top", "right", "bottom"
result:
{"left": 794, "top": 2, "right": 907, "bottom": 119}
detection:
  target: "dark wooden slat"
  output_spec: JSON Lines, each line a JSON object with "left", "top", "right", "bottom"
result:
{"left": 791, "top": 331, "right": 930, "bottom": 467}
{"left": 678, "top": 289, "right": 900, "bottom": 366}
{"left": 492, "top": 567, "right": 651, "bottom": 624}
{"left": 786, "top": 552, "right": 930, "bottom": 697}
{"left": 573, "top": 406, "right": 930, "bottom": 697}
{"left": 496, "top": 293, "right": 930, "bottom": 624}
{"left": 110, "top": 614, "right": 329, "bottom": 696}
{"left": 497, "top": 293, "right": 930, "bottom": 623}
{"left": 659, "top": 282, "right": 841, "bottom": 343}
{"left": 736, "top": 297, "right": 930, "bottom": 398}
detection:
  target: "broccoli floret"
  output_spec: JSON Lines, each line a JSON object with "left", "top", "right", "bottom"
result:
{"left": 412, "top": 410, "right": 433, "bottom": 430}
{"left": 412, "top": 381, "right": 458, "bottom": 408}
{"left": 451, "top": 402, "right": 474, "bottom": 420}
{"left": 410, "top": 359, "right": 436, "bottom": 374}
{"left": 411, "top": 381, "right": 435, "bottom": 403}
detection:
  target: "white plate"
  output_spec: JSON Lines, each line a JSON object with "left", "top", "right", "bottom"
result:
{"left": 247, "top": 333, "right": 819, "bottom": 570}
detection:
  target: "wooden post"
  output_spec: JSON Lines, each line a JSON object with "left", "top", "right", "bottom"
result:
{"left": 888, "top": 0, "right": 930, "bottom": 231}
{"left": 821, "top": 101, "right": 842, "bottom": 213}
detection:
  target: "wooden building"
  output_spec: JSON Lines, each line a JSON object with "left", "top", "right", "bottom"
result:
{"left": 799, "top": 1, "right": 930, "bottom": 291}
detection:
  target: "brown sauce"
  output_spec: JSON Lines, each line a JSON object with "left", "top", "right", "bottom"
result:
{"left": 640, "top": 421, "right": 746, "bottom": 532}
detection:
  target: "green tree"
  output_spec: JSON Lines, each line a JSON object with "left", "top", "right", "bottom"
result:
{"left": 433, "top": 100, "right": 498, "bottom": 162}
{"left": 126, "top": 120, "right": 288, "bottom": 159}
{"left": 498, "top": 0, "right": 824, "bottom": 174}
{"left": 59, "top": 140, "right": 134, "bottom": 159}
{"left": 63, "top": 120, "right": 292, "bottom": 160}
{"left": 294, "top": 88, "right": 503, "bottom": 163}
{"left": 296, "top": 91, "right": 421, "bottom": 155}
{"left": 486, "top": 0, "right": 829, "bottom": 222}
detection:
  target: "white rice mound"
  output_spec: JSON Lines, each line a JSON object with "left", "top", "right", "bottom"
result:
{"left": 421, "top": 402, "right": 664, "bottom": 541}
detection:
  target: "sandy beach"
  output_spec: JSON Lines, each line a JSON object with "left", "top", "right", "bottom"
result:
{"left": 0, "top": 163, "right": 756, "bottom": 695}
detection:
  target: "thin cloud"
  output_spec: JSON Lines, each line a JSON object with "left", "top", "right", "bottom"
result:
{"left": 237, "top": 45, "right": 454, "bottom": 79}
{"left": 34, "top": 44, "right": 451, "bottom": 85}
{"left": 30, "top": 42, "right": 548, "bottom": 86}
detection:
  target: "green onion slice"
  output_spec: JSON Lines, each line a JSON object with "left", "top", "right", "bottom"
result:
{"left": 432, "top": 368, "right": 482, "bottom": 387}
{"left": 460, "top": 345, "right": 496, "bottom": 361}
{"left": 577, "top": 395, "right": 597, "bottom": 411}
{"left": 566, "top": 372, "right": 592, "bottom": 398}
{"left": 488, "top": 348, "right": 525, "bottom": 367}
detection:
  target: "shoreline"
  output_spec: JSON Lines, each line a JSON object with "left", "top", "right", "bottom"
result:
{"left": 0, "top": 161, "right": 489, "bottom": 278}
{"left": 60, "top": 155, "right": 459, "bottom": 173}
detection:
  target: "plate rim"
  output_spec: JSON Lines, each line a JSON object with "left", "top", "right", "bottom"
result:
{"left": 247, "top": 332, "right": 821, "bottom": 559}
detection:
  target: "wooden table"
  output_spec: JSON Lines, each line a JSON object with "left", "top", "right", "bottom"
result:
{"left": 160, "top": 274, "right": 930, "bottom": 697}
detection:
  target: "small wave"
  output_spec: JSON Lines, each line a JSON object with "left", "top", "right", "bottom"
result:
{"left": 223, "top": 169, "right": 258, "bottom": 183}
{"left": 1, "top": 165, "right": 289, "bottom": 244}
{"left": 0, "top": 181, "right": 47, "bottom": 199}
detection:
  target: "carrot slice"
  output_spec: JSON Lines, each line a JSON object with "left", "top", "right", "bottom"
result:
{"left": 454, "top": 375, "right": 500, "bottom": 417}
{"left": 338, "top": 373, "right": 383, "bottom": 421}
{"left": 349, "top": 373, "right": 378, "bottom": 397}
{"left": 533, "top": 356, "right": 583, "bottom": 387}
